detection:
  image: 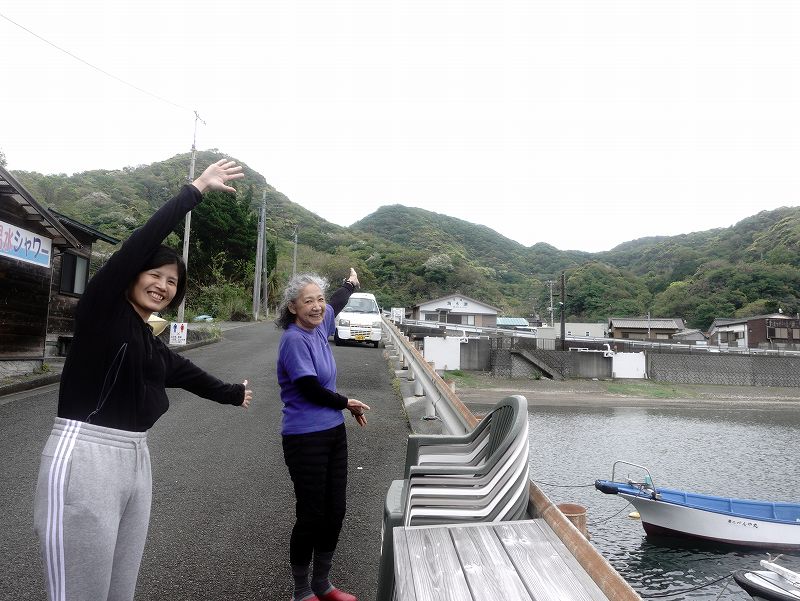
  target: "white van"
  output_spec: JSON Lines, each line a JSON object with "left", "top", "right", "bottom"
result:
{"left": 334, "top": 292, "right": 383, "bottom": 347}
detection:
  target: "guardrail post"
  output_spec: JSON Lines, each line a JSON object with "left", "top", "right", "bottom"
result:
{"left": 423, "top": 362, "right": 436, "bottom": 417}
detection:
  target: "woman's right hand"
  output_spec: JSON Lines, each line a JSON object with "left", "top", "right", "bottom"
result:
{"left": 347, "top": 399, "right": 370, "bottom": 427}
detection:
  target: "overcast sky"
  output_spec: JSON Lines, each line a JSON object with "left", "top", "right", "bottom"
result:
{"left": 3, "top": 1, "right": 800, "bottom": 252}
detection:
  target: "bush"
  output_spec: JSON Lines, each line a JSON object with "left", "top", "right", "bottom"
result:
{"left": 190, "top": 282, "right": 252, "bottom": 321}
{"left": 218, "top": 294, "right": 251, "bottom": 321}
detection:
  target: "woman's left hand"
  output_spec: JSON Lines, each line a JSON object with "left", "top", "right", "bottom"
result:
{"left": 347, "top": 399, "right": 370, "bottom": 427}
{"left": 192, "top": 159, "right": 245, "bottom": 194}
{"left": 346, "top": 267, "right": 360, "bottom": 289}
{"left": 240, "top": 379, "right": 253, "bottom": 408}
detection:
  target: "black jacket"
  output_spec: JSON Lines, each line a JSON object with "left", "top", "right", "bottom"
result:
{"left": 57, "top": 185, "right": 244, "bottom": 432}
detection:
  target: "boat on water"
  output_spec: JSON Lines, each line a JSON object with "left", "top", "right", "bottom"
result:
{"left": 594, "top": 461, "right": 800, "bottom": 550}
{"left": 733, "top": 558, "right": 800, "bottom": 601}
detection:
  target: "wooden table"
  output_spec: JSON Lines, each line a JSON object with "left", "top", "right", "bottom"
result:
{"left": 392, "top": 519, "right": 610, "bottom": 601}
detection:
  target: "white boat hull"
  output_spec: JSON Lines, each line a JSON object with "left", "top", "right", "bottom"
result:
{"left": 621, "top": 493, "right": 800, "bottom": 549}
{"left": 733, "top": 569, "right": 800, "bottom": 601}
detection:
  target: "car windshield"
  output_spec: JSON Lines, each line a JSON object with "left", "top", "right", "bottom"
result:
{"left": 344, "top": 298, "right": 378, "bottom": 313}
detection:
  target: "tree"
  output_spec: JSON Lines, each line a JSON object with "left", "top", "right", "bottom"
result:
{"left": 0, "top": 148, "right": 6, "bottom": 168}
{"left": 566, "top": 262, "right": 651, "bottom": 321}
{"left": 179, "top": 189, "right": 258, "bottom": 283}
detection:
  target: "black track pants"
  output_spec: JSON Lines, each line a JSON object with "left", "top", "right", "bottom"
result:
{"left": 282, "top": 424, "right": 348, "bottom": 566}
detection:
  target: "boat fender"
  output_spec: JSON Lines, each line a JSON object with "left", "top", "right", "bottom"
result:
{"left": 595, "top": 480, "right": 619, "bottom": 495}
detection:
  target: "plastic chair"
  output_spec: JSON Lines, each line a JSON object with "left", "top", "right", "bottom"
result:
{"left": 376, "top": 395, "right": 530, "bottom": 601}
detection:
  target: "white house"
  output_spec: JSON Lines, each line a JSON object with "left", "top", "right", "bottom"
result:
{"left": 409, "top": 294, "right": 500, "bottom": 327}
{"left": 564, "top": 322, "right": 608, "bottom": 338}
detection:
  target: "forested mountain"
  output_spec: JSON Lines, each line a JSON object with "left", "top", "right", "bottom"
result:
{"left": 11, "top": 151, "right": 800, "bottom": 330}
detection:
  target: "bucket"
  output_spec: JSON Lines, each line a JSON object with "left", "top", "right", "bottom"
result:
{"left": 557, "top": 503, "right": 589, "bottom": 539}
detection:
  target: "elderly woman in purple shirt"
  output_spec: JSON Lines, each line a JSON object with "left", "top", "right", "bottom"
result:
{"left": 276, "top": 268, "right": 370, "bottom": 601}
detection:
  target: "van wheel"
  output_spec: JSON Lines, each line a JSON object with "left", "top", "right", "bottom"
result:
{"left": 372, "top": 340, "right": 380, "bottom": 348}
{"left": 334, "top": 332, "right": 342, "bottom": 346}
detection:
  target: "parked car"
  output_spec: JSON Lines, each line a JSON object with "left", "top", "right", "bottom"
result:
{"left": 334, "top": 292, "right": 382, "bottom": 348}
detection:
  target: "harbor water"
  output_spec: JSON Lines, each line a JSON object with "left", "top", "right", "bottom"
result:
{"left": 525, "top": 404, "right": 800, "bottom": 600}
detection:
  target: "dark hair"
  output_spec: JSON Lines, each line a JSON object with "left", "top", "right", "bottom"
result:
{"left": 138, "top": 245, "right": 187, "bottom": 310}
{"left": 275, "top": 272, "right": 328, "bottom": 329}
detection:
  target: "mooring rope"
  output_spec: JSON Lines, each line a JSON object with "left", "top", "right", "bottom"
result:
{"left": 638, "top": 573, "right": 734, "bottom": 598}
{"left": 530, "top": 478, "right": 595, "bottom": 488}
{"left": 587, "top": 503, "right": 633, "bottom": 526}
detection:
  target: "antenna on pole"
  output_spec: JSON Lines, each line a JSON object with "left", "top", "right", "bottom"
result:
{"left": 177, "top": 111, "right": 205, "bottom": 323}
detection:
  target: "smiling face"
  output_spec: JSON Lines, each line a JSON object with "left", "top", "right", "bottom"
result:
{"left": 289, "top": 282, "right": 326, "bottom": 331}
{"left": 127, "top": 263, "right": 180, "bottom": 321}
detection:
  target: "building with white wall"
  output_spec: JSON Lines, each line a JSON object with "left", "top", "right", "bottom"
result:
{"left": 410, "top": 294, "right": 499, "bottom": 327}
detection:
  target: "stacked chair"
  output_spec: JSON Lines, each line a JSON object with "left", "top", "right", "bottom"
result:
{"left": 376, "top": 394, "right": 530, "bottom": 601}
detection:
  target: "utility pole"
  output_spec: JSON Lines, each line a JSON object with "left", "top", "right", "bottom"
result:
{"left": 560, "top": 272, "right": 566, "bottom": 351}
{"left": 292, "top": 225, "right": 298, "bottom": 277}
{"left": 546, "top": 280, "right": 555, "bottom": 327}
{"left": 252, "top": 189, "right": 266, "bottom": 320}
{"left": 262, "top": 228, "right": 270, "bottom": 319}
{"left": 177, "top": 111, "right": 204, "bottom": 323}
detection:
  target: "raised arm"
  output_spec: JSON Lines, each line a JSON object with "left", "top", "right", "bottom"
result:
{"left": 329, "top": 268, "right": 360, "bottom": 315}
{"left": 76, "top": 160, "right": 243, "bottom": 322}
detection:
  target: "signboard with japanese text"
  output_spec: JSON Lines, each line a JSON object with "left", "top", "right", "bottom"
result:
{"left": 169, "top": 322, "right": 188, "bottom": 345}
{"left": 0, "top": 220, "right": 52, "bottom": 268}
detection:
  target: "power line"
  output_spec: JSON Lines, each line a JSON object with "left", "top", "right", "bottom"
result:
{"left": 0, "top": 11, "right": 191, "bottom": 113}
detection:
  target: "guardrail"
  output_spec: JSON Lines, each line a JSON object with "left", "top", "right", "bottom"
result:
{"left": 388, "top": 317, "right": 800, "bottom": 356}
{"left": 381, "top": 316, "right": 476, "bottom": 434}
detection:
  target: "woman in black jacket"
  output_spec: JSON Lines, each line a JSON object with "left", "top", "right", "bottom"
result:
{"left": 33, "top": 159, "right": 253, "bottom": 601}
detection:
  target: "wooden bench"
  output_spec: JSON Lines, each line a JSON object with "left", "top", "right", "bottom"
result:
{"left": 393, "top": 520, "right": 610, "bottom": 601}
{"left": 376, "top": 395, "right": 530, "bottom": 601}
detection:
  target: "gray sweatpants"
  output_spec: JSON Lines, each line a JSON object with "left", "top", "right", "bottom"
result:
{"left": 33, "top": 417, "right": 152, "bottom": 601}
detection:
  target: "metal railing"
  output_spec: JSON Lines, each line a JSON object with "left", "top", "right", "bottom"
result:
{"left": 390, "top": 317, "right": 800, "bottom": 356}
{"left": 381, "top": 316, "right": 475, "bottom": 434}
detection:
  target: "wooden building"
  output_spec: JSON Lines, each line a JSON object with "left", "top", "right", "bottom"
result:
{"left": 0, "top": 167, "right": 118, "bottom": 375}
{"left": 45, "top": 210, "right": 119, "bottom": 357}
{"left": 607, "top": 316, "right": 685, "bottom": 341}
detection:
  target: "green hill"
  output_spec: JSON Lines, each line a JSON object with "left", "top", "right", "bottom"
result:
{"left": 11, "top": 151, "right": 800, "bottom": 329}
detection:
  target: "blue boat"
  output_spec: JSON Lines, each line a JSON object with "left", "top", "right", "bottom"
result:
{"left": 595, "top": 461, "right": 800, "bottom": 550}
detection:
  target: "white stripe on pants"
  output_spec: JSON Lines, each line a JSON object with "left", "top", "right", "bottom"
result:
{"left": 33, "top": 418, "right": 152, "bottom": 601}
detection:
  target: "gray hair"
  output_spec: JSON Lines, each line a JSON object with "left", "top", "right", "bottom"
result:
{"left": 275, "top": 272, "right": 329, "bottom": 329}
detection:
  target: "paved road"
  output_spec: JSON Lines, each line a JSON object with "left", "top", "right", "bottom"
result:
{"left": 0, "top": 322, "right": 409, "bottom": 601}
